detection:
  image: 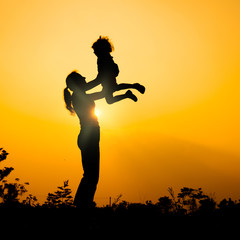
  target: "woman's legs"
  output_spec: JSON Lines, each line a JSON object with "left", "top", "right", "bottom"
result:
{"left": 74, "top": 128, "right": 100, "bottom": 209}
{"left": 74, "top": 146, "right": 99, "bottom": 208}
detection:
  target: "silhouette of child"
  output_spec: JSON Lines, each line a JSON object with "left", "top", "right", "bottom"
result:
{"left": 90, "top": 36, "right": 145, "bottom": 104}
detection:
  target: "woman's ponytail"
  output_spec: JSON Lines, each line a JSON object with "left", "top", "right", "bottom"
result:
{"left": 63, "top": 87, "right": 75, "bottom": 115}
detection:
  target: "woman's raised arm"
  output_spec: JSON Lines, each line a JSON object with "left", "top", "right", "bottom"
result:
{"left": 84, "top": 75, "right": 102, "bottom": 91}
{"left": 87, "top": 90, "right": 105, "bottom": 101}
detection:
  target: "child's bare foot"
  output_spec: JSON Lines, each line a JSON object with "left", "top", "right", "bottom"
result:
{"left": 126, "top": 90, "right": 138, "bottom": 102}
{"left": 134, "top": 83, "right": 145, "bottom": 94}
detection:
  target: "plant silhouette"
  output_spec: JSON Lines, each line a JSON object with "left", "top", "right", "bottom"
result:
{"left": 44, "top": 180, "right": 73, "bottom": 208}
{"left": 0, "top": 148, "right": 34, "bottom": 207}
{"left": 177, "top": 187, "right": 208, "bottom": 214}
{"left": 0, "top": 148, "right": 13, "bottom": 181}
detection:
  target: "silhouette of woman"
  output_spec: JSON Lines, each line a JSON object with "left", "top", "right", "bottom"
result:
{"left": 63, "top": 71, "right": 104, "bottom": 209}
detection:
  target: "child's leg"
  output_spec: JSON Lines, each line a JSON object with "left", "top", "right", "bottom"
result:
{"left": 105, "top": 90, "right": 137, "bottom": 104}
{"left": 115, "top": 83, "right": 145, "bottom": 94}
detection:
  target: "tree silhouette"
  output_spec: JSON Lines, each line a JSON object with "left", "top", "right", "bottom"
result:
{"left": 156, "top": 196, "right": 173, "bottom": 215}
{"left": 22, "top": 194, "right": 39, "bottom": 207}
{"left": 0, "top": 148, "right": 34, "bottom": 207}
{"left": 0, "top": 148, "right": 13, "bottom": 181}
{"left": 198, "top": 196, "right": 216, "bottom": 215}
{"left": 177, "top": 187, "right": 208, "bottom": 214}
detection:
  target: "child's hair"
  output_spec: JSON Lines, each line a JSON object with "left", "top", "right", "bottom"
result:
{"left": 92, "top": 36, "right": 114, "bottom": 53}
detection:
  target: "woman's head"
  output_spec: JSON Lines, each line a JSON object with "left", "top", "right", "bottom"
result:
{"left": 66, "top": 71, "right": 86, "bottom": 91}
{"left": 64, "top": 71, "right": 86, "bottom": 114}
{"left": 92, "top": 36, "right": 114, "bottom": 56}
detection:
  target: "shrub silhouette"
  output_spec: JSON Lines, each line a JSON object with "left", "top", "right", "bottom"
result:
{"left": 44, "top": 180, "right": 73, "bottom": 208}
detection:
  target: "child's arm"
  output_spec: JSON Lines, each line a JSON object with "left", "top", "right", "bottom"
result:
{"left": 85, "top": 75, "right": 102, "bottom": 91}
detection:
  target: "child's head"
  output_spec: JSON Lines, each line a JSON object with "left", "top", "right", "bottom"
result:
{"left": 92, "top": 36, "right": 114, "bottom": 56}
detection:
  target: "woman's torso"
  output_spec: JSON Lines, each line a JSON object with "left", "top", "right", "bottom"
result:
{"left": 72, "top": 92, "right": 99, "bottom": 127}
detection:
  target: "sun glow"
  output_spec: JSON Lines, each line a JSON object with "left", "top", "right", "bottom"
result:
{"left": 94, "top": 108, "right": 101, "bottom": 118}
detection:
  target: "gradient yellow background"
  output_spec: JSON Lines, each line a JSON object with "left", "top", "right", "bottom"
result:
{"left": 1, "top": 0, "right": 240, "bottom": 204}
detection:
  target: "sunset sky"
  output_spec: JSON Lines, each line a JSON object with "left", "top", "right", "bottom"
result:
{"left": 1, "top": 0, "right": 240, "bottom": 205}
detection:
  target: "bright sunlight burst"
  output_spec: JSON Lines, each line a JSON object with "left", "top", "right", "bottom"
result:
{"left": 94, "top": 108, "right": 101, "bottom": 118}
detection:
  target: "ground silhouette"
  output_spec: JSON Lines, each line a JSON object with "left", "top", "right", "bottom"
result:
{"left": 1, "top": 148, "right": 240, "bottom": 238}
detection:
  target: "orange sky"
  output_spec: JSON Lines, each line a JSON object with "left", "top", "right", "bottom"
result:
{"left": 1, "top": 0, "right": 240, "bottom": 205}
